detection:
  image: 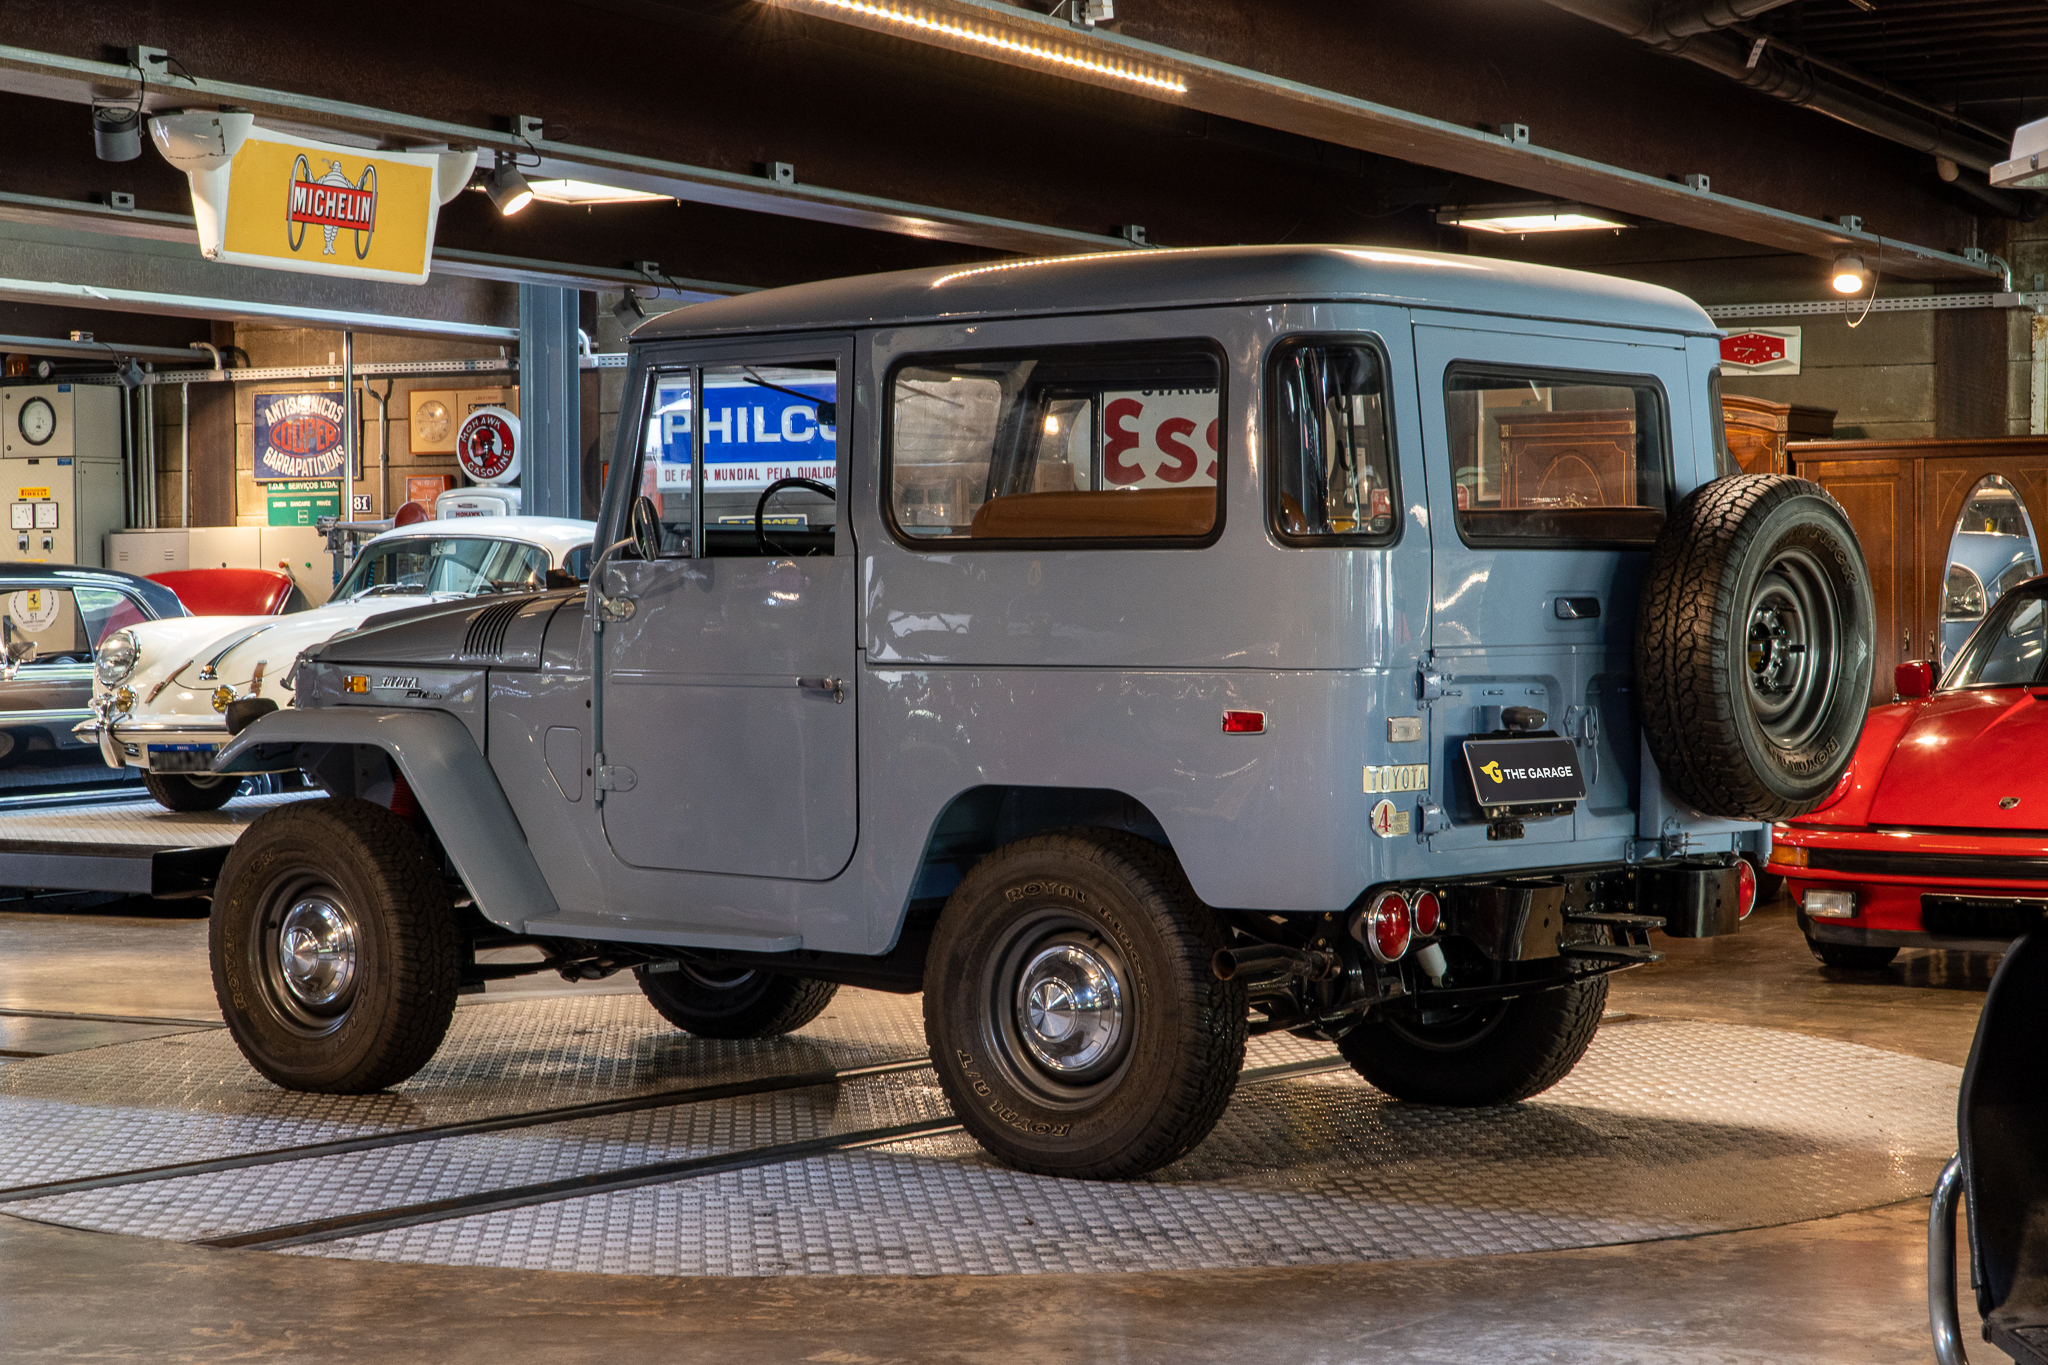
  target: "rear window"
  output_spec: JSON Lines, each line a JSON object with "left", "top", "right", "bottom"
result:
{"left": 888, "top": 344, "right": 1222, "bottom": 545}
{"left": 1445, "top": 366, "right": 1669, "bottom": 546}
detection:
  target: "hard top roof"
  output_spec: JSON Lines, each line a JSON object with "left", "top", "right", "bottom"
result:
{"left": 634, "top": 244, "right": 1718, "bottom": 343}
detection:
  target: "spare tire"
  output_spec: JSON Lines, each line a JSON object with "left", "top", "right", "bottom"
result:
{"left": 1636, "top": 474, "right": 1872, "bottom": 820}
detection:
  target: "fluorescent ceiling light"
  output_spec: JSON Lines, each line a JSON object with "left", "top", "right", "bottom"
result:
{"left": 767, "top": 0, "right": 1188, "bottom": 93}
{"left": 527, "top": 178, "right": 671, "bottom": 206}
{"left": 1437, "top": 204, "right": 1632, "bottom": 234}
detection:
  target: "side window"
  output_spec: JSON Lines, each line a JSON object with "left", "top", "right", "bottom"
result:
{"left": 2, "top": 587, "right": 128, "bottom": 663}
{"left": 888, "top": 344, "right": 1221, "bottom": 544}
{"left": 1706, "top": 369, "right": 1740, "bottom": 481}
{"left": 633, "top": 363, "right": 838, "bottom": 558}
{"left": 1269, "top": 341, "right": 1397, "bottom": 543}
{"left": 1445, "top": 366, "right": 1669, "bottom": 547}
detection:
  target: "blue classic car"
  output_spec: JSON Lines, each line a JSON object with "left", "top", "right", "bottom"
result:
{"left": 0, "top": 563, "right": 185, "bottom": 798}
{"left": 203, "top": 246, "right": 1871, "bottom": 1178}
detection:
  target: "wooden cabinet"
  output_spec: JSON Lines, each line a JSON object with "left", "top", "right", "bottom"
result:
{"left": 1496, "top": 409, "right": 1637, "bottom": 508}
{"left": 1722, "top": 394, "right": 1835, "bottom": 476}
{"left": 1788, "top": 437, "right": 2048, "bottom": 705}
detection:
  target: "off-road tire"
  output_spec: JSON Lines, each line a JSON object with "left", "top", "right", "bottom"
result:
{"left": 1637, "top": 473, "right": 1873, "bottom": 820}
{"left": 1338, "top": 975, "right": 1607, "bottom": 1106}
{"left": 1808, "top": 937, "right": 1899, "bottom": 971}
{"left": 634, "top": 963, "right": 838, "bottom": 1039}
{"left": 211, "top": 797, "right": 460, "bottom": 1092}
{"left": 924, "top": 828, "right": 1247, "bottom": 1179}
{"left": 144, "top": 770, "right": 240, "bottom": 812}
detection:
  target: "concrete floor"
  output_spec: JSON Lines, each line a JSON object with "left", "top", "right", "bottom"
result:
{"left": 0, "top": 893, "right": 1989, "bottom": 1363}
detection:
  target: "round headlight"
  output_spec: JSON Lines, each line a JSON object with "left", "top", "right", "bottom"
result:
{"left": 95, "top": 630, "right": 138, "bottom": 686}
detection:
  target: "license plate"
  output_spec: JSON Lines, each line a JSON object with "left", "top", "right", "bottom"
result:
{"left": 1462, "top": 736, "right": 1587, "bottom": 807}
{"left": 147, "top": 743, "right": 218, "bottom": 774}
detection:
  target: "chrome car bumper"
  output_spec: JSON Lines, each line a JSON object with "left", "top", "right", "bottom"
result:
{"left": 76, "top": 697, "right": 231, "bottom": 771}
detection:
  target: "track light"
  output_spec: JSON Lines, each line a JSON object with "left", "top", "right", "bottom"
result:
{"left": 93, "top": 104, "right": 142, "bottom": 162}
{"left": 612, "top": 288, "right": 647, "bottom": 327}
{"left": 486, "top": 157, "right": 534, "bottom": 216}
{"left": 1830, "top": 253, "right": 1870, "bottom": 295}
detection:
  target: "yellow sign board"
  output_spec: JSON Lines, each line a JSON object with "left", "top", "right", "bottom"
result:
{"left": 15, "top": 487, "right": 49, "bottom": 500}
{"left": 189, "top": 129, "right": 444, "bottom": 285}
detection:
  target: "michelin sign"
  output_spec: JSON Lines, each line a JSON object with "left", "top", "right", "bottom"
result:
{"left": 149, "top": 110, "right": 474, "bottom": 285}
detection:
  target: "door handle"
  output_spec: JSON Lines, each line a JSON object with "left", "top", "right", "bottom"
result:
{"left": 798, "top": 676, "right": 845, "bottom": 703}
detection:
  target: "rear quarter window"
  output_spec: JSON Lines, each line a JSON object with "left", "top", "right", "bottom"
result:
{"left": 1446, "top": 365, "right": 1670, "bottom": 547}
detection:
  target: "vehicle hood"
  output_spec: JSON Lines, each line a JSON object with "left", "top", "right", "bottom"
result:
{"left": 1865, "top": 687, "right": 2048, "bottom": 830}
{"left": 107, "top": 596, "right": 464, "bottom": 717}
{"left": 310, "top": 590, "right": 580, "bottom": 671}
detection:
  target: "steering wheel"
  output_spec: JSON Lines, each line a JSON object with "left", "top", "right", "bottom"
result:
{"left": 754, "top": 478, "right": 836, "bottom": 555}
{"left": 628, "top": 495, "right": 664, "bottom": 562}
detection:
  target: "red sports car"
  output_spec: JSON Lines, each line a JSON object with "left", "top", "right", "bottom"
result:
{"left": 1771, "top": 576, "right": 2048, "bottom": 969}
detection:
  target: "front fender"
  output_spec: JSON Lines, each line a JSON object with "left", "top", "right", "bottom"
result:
{"left": 215, "top": 707, "right": 562, "bottom": 931}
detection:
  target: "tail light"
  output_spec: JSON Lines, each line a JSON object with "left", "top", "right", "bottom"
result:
{"left": 1736, "top": 859, "right": 1757, "bottom": 921}
{"left": 1411, "top": 889, "right": 1442, "bottom": 938}
{"left": 1356, "top": 890, "right": 1412, "bottom": 964}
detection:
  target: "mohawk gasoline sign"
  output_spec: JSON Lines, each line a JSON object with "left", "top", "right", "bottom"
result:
{"left": 192, "top": 129, "right": 443, "bottom": 284}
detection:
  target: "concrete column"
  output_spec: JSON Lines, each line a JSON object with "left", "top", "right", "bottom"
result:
{"left": 519, "top": 285, "right": 581, "bottom": 520}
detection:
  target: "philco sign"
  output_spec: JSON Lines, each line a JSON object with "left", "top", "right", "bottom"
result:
{"left": 192, "top": 129, "right": 444, "bottom": 284}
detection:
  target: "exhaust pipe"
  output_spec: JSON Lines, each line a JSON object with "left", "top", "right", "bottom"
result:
{"left": 1212, "top": 943, "right": 1340, "bottom": 992}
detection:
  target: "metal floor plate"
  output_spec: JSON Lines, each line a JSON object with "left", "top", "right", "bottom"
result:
{"left": 0, "top": 790, "right": 315, "bottom": 850}
{"left": 0, "top": 992, "right": 1960, "bottom": 1278}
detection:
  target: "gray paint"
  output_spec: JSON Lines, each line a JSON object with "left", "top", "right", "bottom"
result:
{"left": 282, "top": 246, "right": 1753, "bottom": 959}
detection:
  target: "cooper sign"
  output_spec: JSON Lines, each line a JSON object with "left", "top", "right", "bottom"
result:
{"left": 178, "top": 128, "right": 446, "bottom": 284}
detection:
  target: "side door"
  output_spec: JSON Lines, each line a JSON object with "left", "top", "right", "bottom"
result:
{"left": 594, "top": 340, "right": 858, "bottom": 880}
{"left": 1413, "top": 319, "right": 1692, "bottom": 853}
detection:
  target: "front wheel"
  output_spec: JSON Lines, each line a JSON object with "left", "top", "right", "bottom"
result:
{"left": 923, "top": 829, "right": 1247, "bottom": 1179}
{"left": 1338, "top": 975, "right": 1607, "bottom": 1106}
{"left": 634, "top": 962, "right": 837, "bottom": 1039}
{"left": 211, "top": 797, "right": 460, "bottom": 1092}
{"left": 144, "top": 770, "right": 240, "bottom": 811}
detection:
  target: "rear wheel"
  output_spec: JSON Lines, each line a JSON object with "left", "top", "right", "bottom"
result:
{"left": 924, "top": 829, "right": 1246, "bottom": 1179}
{"left": 144, "top": 770, "right": 239, "bottom": 812}
{"left": 1338, "top": 975, "right": 1607, "bottom": 1106}
{"left": 1807, "top": 937, "right": 1899, "bottom": 971}
{"left": 1637, "top": 474, "right": 1874, "bottom": 820}
{"left": 210, "top": 797, "right": 459, "bottom": 1092}
{"left": 633, "top": 962, "right": 837, "bottom": 1039}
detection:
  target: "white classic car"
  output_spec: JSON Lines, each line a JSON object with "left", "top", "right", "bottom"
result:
{"left": 82, "top": 515, "right": 595, "bottom": 810}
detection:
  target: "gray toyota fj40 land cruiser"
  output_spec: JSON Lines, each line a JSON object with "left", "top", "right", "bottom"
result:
{"left": 200, "top": 245, "right": 1872, "bottom": 1178}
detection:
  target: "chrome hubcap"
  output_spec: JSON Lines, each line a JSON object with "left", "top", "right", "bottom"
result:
{"left": 275, "top": 897, "right": 358, "bottom": 1009}
{"left": 1014, "top": 944, "right": 1123, "bottom": 1074}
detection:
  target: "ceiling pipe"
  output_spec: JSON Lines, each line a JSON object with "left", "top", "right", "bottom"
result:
{"left": 1536, "top": 0, "right": 2009, "bottom": 174}
{"left": 1653, "top": 0, "right": 1801, "bottom": 39}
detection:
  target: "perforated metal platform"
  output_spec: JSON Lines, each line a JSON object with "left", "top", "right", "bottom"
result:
{"left": 0, "top": 791, "right": 316, "bottom": 894}
{"left": 0, "top": 991, "right": 1960, "bottom": 1278}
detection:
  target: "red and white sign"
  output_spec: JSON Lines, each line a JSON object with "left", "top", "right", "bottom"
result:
{"left": 456, "top": 406, "right": 520, "bottom": 486}
{"left": 1719, "top": 327, "right": 1801, "bottom": 376}
{"left": 1100, "top": 389, "right": 1219, "bottom": 488}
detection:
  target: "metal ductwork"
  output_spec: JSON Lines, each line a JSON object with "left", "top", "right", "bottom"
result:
{"left": 1537, "top": 0, "right": 2010, "bottom": 178}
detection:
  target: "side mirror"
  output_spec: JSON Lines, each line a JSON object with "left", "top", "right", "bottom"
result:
{"left": 2, "top": 639, "right": 36, "bottom": 681}
{"left": 1895, "top": 660, "right": 1935, "bottom": 700}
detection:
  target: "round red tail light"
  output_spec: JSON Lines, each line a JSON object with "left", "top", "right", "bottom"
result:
{"left": 1362, "top": 890, "right": 1412, "bottom": 963}
{"left": 1736, "top": 858, "right": 1757, "bottom": 921}
{"left": 1412, "top": 890, "right": 1442, "bottom": 938}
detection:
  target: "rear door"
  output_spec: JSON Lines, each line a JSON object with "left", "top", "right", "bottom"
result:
{"left": 1413, "top": 319, "right": 1692, "bottom": 854}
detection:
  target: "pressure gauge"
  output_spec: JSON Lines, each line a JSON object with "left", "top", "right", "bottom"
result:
{"left": 17, "top": 397, "right": 55, "bottom": 446}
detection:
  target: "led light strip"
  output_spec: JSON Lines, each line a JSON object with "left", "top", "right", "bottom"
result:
{"left": 772, "top": 0, "right": 1189, "bottom": 93}
{"left": 933, "top": 247, "right": 1193, "bottom": 285}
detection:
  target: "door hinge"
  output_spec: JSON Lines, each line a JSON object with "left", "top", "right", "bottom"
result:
{"left": 596, "top": 764, "right": 638, "bottom": 792}
{"left": 798, "top": 675, "right": 846, "bottom": 703}
{"left": 1418, "top": 663, "right": 1446, "bottom": 701}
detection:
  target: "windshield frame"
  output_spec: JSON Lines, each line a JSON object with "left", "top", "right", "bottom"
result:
{"left": 333, "top": 534, "right": 557, "bottom": 603}
{"left": 1940, "top": 579, "right": 2048, "bottom": 691}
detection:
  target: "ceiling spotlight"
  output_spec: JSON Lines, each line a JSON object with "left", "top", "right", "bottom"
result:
{"left": 93, "top": 104, "right": 142, "bottom": 162}
{"left": 612, "top": 288, "right": 647, "bottom": 327}
{"left": 486, "top": 156, "right": 534, "bottom": 216}
{"left": 1830, "top": 253, "right": 1870, "bottom": 294}
{"left": 1436, "top": 202, "right": 1631, "bottom": 234}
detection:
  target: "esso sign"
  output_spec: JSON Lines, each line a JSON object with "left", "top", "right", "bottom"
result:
{"left": 456, "top": 406, "right": 521, "bottom": 486}
{"left": 1100, "top": 389, "right": 1218, "bottom": 488}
